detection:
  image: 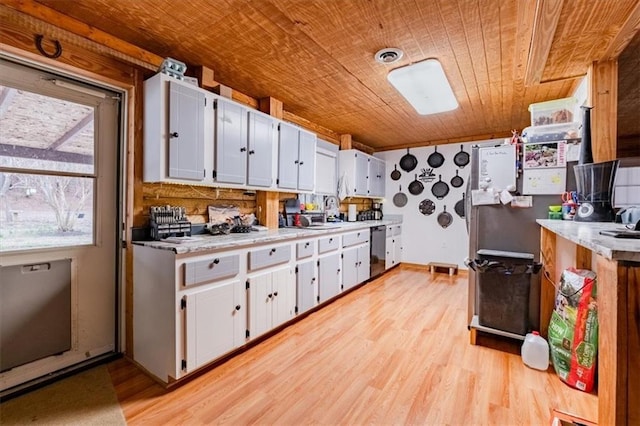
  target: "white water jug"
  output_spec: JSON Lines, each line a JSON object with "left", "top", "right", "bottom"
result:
{"left": 521, "top": 331, "right": 550, "bottom": 371}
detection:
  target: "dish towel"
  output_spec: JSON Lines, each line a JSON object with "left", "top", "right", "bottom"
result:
{"left": 337, "top": 172, "right": 350, "bottom": 201}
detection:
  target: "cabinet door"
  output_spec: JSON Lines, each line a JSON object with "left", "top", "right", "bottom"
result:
{"left": 277, "top": 122, "right": 300, "bottom": 190}
{"left": 393, "top": 235, "right": 402, "bottom": 265}
{"left": 247, "top": 110, "right": 274, "bottom": 187}
{"left": 315, "top": 146, "right": 337, "bottom": 195}
{"left": 370, "top": 158, "right": 385, "bottom": 197}
{"left": 358, "top": 244, "right": 371, "bottom": 283}
{"left": 215, "top": 98, "right": 248, "bottom": 184}
{"left": 318, "top": 253, "right": 341, "bottom": 303}
{"left": 248, "top": 272, "right": 272, "bottom": 338}
{"left": 385, "top": 236, "right": 394, "bottom": 269}
{"left": 184, "top": 280, "right": 243, "bottom": 372}
{"left": 168, "top": 81, "right": 205, "bottom": 180}
{"left": 296, "top": 261, "right": 316, "bottom": 314}
{"left": 272, "top": 266, "right": 295, "bottom": 328}
{"left": 297, "top": 129, "right": 316, "bottom": 191}
{"left": 342, "top": 246, "right": 359, "bottom": 290}
{"left": 354, "top": 153, "right": 369, "bottom": 196}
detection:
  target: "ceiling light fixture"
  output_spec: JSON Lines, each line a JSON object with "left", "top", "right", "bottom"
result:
{"left": 374, "top": 48, "right": 404, "bottom": 64}
{"left": 386, "top": 58, "right": 458, "bottom": 115}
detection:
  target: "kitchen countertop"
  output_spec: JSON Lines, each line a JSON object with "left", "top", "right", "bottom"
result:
{"left": 133, "top": 219, "right": 400, "bottom": 254}
{"left": 536, "top": 219, "right": 640, "bottom": 262}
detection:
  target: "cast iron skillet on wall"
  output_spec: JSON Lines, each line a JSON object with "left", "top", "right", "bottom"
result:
{"left": 400, "top": 148, "right": 418, "bottom": 172}
{"left": 419, "top": 199, "right": 436, "bottom": 215}
{"left": 454, "top": 145, "right": 470, "bottom": 168}
{"left": 450, "top": 170, "right": 464, "bottom": 188}
{"left": 393, "top": 185, "right": 408, "bottom": 207}
{"left": 432, "top": 175, "right": 450, "bottom": 199}
{"left": 390, "top": 164, "right": 401, "bottom": 180}
{"left": 408, "top": 174, "right": 424, "bottom": 195}
{"left": 454, "top": 193, "right": 465, "bottom": 218}
{"left": 427, "top": 146, "right": 445, "bottom": 168}
{"left": 437, "top": 205, "right": 453, "bottom": 228}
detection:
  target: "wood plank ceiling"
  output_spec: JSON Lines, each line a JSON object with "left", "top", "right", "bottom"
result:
{"left": 30, "top": 0, "right": 640, "bottom": 151}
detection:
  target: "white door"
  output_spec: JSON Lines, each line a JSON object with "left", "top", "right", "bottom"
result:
{"left": 297, "top": 129, "right": 316, "bottom": 191}
{"left": 358, "top": 245, "right": 371, "bottom": 283}
{"left": 168, "top": 81, "right": 205, "bottom": 181}
{"left": 342, "top": 246, "right": 359, "bottom": 290}
{"left": 318, "top": 253, "right": 340, "bottom": 303}
{"left": 277, "top": 122, "right": 299, "bottom": 190}
{"left": 394, "top": 235, "right": 402, "bottom": 265}
{"left": 385, "top": 236, "right": 394, "bottom": 269}
{"left": 248, "top": 272, "right": 272, "bottom": 338}
{"left": 296, "top": 260, "right": 315, "bottom": 314}
{"left": 184, "top": 280, "right": 241, "bottom": 372}
{"left": 247, "top": 110, "right": 274, "bottom": 187}
{"left": 215, "top": 98, "right": 247, "bottom": 184}
{"left": 354, "top": 153, "right": 369, "bottom": 196}
{"left": 271, "top": 266, "right": 295, "bottom": 328}
{"left": 0, "top": 59, "right": 121, "bottom": 392}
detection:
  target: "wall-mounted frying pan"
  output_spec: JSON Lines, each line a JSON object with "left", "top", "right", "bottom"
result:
{"left": 419, "top": 199, "right": 436, "bottom": 215}
{"left": 390, "top": 164, "right": 401, "bottom": 180}
{"left": 432, "top": 175, "right": 450, "bottom": 199}
{"left": 408, "top": 174, "right": 424, "bottom": 195}
{"left": 400, "top": 148, "right": 418, "bottom": 172}
{"left": 454, "top": 193, "right": 465, "bottom": 218}
{"left": 393, "top": 185, "right": 408, "bottom": 207}
{"left": 437, "top": 205, "right": 453, "bottom": 228}
{"left": 454, "top": 145, "right": 469, "bottom": 168}
{"left": 450, "top": 170, "right": 464, "bottom": 188}
{"left": 427, "top": 146, "right": 445, "bottom": 168}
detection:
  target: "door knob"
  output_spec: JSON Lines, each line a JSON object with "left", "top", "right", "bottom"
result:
{"left": 170, "top": 132, "right": 179, "bottom": 138}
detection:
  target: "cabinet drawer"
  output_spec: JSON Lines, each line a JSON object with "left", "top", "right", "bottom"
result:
{"left": 249, "top": 245, "right": 291, "bottom": 271}
{"left": 184, "top": 254, "right": 240, "bottom": 287}
{"left": 296, "top": 240, "right": 314, "bottom": 259}
{"left": 318, "top": 235, "right": 340, "bottom": 254}
{"left": 342, "top": 230, "right": 369, "bottom": 247}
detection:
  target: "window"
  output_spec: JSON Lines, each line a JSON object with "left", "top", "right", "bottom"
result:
{"left": 0, "top": 86, "right": 96, "bottom": 251}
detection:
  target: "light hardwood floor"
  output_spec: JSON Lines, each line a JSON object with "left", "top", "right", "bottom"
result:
{"left": 109, "top": 266, "right": 597, "bottom": 424}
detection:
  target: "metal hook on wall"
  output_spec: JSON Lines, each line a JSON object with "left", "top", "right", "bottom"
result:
{"left": 35, "top": 34, "right": 62, "bottom": 59}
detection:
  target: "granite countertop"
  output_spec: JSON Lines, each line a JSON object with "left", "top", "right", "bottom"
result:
{"left": 133, "top": 219, "right": 400, "bottom": 254}
{"left": 536, "top": 220, "right": 640, "bottom": 262}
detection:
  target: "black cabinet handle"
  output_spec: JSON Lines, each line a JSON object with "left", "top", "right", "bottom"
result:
{"left": 294, "top": 160, "right": 299, "bottom": 164}
{"left": 337, "top": 268, "right": 341, "bottom": 273}
{"left": 213, "top": 258, "right": 220, "bottom": 264}
{"left": 299, "top": 161, "right": 304, "bottom": 165}
{"left": 268, "top": 293, "right": 273, "bottom": 299}
{"left": 235, "top": 305, "right": 241, "bottom": 311}
{"left": 170, "top": 132, "right": 179, "bottom": 138}
{"left": 240, "top": 147, "right": 247, "bottom": 152}
{"left": 329, "top": 238, "right": 333, "bottom": 243}
{"left": 269, "top": 248, "right": 276, "bottom": 255}
{"left": 355, "top": 262, "right": 359, "bottom": 267}
{"left": 305, "top": 242, "right": 309, "bottom": 248}
{"left": 273, "top": 291, "right": 278, "bottom": 297}
{"left": 311, "top": 277, "right": 316, "bottom": 282}
{"left": 249, "top": 150, "right": 255, "bottom": 154}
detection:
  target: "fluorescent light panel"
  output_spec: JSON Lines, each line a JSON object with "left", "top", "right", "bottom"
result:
{"left": 387, "top": 59, "right": 458, "bottom": 115}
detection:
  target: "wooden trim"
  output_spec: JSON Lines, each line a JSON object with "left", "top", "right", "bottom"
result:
{"left": 340, "top": 134, "right": 353, "bottom": 150}
{"left": 539, "top": 226, "right": 556, "bottom": 338}
{"left": 1, "top": 0, "right": 162, "bottom": 69}
{"left": 373, "top": 131, "right": 512, "bottom": 152}
{"left": 596, "top": 256, "right": 628, "bottom": 426}
{"left": 192, "top": 65, "right": 216, "bottom": 90}
{"left": 600, "top": 1, "right": 640, "bottom": 61}
{"left": 258, "top": 97, "right": 283, "bottom": 119}
{"left": 256, "top": 191, "right": 279, "bottom": 229}
{"left": 589, "top": 60, "right": 618, "bottom": 162}
{"left": 575, "top": 245, "right": 592, "bottom": 270}
{"left": 525, "top": 0, "right": 564, "bottom": 86}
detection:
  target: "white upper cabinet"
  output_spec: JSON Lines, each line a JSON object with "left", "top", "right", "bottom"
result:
{"left": 315, "top": 140, "right": 338, "bottom": 195}
{"left": 143, "top": 73, "right": 212, "bottom": 183}
{"left": 247, "top": 110, "right": 275, "bottom": 187}
{"left": 338, "top": 149, "right": 386, "bottom": 198}
{"left": 214, "top": 97, "right": 248, "bottom": 184}
{"left": 277, "top": 122, "right": 316, "bottom": 192}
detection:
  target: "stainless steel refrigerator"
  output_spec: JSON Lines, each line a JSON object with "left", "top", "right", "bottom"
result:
{"left": 465, "top": 143, "right": 574, "bottom": 336}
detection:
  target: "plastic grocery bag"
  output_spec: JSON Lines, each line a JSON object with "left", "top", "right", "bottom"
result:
{"left": 548, "top": 268, "right": 598, "bottom": 392}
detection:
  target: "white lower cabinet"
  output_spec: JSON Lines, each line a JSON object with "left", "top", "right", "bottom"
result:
{"left": 184, "top": 280, "right": 245, "bottom": 372}
{"left": 342, "top": 245, "right": 370, "bottom": 290}
{"left": 385, "top": 225, "right": 402, "bottom": 269}
{"left": 318, "top": 253, "right": 341, "bottom": 303}
{"left": 296, "top": 260, "right": 317, "bottom": 314}
{"left": 248, "top": 266, "right": 296, "bottom": 339}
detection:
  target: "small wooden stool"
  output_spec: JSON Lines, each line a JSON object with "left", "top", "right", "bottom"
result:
{"left": 427, "top": 262, "right": 458, "bottom": 276}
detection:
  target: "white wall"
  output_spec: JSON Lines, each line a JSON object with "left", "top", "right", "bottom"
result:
{"left": 376, "top": 143, "right": 474, "bottom": 268}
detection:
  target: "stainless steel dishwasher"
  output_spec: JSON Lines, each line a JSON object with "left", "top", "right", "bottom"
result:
{"left": 0, "top": 259, "right": 71, "bottom": 372}
{"left": 370, "top": 226, "right": 386, "bottom": 278}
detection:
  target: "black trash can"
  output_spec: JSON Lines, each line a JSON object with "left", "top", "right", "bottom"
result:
{"left": 471, "top": 249, "right": 542, "bottom": 336}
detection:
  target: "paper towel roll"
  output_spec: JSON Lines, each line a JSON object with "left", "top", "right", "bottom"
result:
{"left": 348, "top": 204, "right": 357, "bottom": 222}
